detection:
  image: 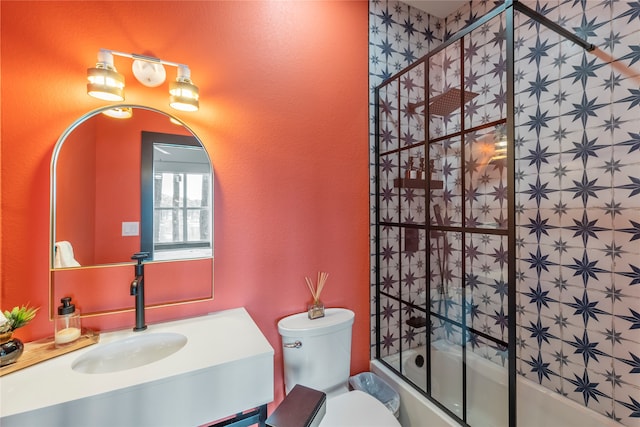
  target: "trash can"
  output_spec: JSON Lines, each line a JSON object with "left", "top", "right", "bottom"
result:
{"left": 349, "top": 372, "right": 400, "bottom": 418}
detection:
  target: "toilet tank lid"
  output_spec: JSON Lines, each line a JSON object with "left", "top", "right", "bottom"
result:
{"left": 278, "top": 308, "right": 355, "bottom": 337}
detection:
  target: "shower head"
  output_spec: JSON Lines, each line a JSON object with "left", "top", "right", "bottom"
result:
{"left": 408, "top": 88, "right": 478, "bottom": 116}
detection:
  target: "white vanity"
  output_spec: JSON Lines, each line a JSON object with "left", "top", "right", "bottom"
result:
{"left": 0, "top": 308, "right": 274, "bottom": 427}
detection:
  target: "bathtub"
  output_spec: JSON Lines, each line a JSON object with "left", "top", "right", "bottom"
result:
{"left": 371, "top": 341, "right": 618, "bottom": 427}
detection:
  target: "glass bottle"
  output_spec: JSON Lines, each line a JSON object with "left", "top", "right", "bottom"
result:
{"left": 308, "top": 299, "right": 325, "bottom": 320}
{"left": 55, "top": 297, "right": 81, "bottom": 347}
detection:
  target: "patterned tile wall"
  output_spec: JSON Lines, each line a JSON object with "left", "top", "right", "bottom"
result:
{"left": 369, "top": 1, "right": 640, "bottom": 425}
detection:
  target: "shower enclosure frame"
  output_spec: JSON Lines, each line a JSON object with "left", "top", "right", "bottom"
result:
{"left": 373, "top": 1, "right": 594, "bottom": 426}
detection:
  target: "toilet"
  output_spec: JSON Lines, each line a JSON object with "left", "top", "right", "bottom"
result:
{"left": 278, "top": 308, "right": 400, "bottom": 427}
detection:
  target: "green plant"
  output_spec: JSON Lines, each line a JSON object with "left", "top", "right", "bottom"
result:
{"left": 0, "top": 304, "right": 39, "bottom": 333}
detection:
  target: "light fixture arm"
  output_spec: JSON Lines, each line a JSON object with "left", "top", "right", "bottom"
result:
{"left": 100, "top": 48, "right": 187, "bottom": 70}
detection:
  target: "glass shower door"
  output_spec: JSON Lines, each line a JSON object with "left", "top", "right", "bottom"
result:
{"left": 426, "top": 12, "right": 510, "bottom": 427}
{"left": 376, "top": 9, "right": 512, "bottom": 427}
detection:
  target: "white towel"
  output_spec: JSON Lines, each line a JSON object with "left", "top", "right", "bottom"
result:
{"left": 54, "top": 241, "right": 81, "bottom": 268}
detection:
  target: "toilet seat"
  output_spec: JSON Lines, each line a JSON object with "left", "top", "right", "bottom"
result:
{"left": 318, "top": 390, "right": 401, "bottom": 427}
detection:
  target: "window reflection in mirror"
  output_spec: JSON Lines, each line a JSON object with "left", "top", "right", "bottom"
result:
{"left": 140, "top": 132, "right": 213, "bottom": 261}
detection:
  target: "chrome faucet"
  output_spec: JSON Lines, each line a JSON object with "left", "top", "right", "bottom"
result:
{"left": 130, "top": 252, "right": 150, "bottom": 331}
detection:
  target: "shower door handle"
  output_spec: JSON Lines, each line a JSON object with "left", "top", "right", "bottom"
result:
{"left": 284, "top": 340, "right": 302, "bottom": 349}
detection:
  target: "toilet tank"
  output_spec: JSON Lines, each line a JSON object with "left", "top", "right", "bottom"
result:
{"left": 278, "top": 308, "right": 355, "bottom": 395}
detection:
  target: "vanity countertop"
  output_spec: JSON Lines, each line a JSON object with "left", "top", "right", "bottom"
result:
{"left": 0, "top": 307, "right": 274, "bottom": 426}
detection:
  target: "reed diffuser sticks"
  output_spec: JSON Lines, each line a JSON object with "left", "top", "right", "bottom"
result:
{"left": 306, "top": 272, "right": 328, "bottom": 303}
{"left": 306, "top": 272, "right": 328, "bottom": 319}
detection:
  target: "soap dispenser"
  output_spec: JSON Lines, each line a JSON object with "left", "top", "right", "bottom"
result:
{"left": 55, "top": 297, "right": 81, "bottom": 347}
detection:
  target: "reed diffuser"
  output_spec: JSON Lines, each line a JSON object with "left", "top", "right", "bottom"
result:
{"left": 306, "top": 272, "right": 328, "bottom": 319}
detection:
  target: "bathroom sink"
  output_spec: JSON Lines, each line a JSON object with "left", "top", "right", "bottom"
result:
{"left": 1, "top": 308, "right": 274, "bottom": 427}
{"left": 72, "top": 332, "right": 187, "bottom": 374}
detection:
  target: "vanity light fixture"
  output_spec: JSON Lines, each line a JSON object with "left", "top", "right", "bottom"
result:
{"left": 102, "top": 106, "right": 133, "bottom": 119}
{"left": 169, "top": 65, "right": 200, "bottom": 112}
{"left": 87, "top": 48, "right": 199, "bottom": 112}
{"left": 491, "top": 139, "right": 507, "bottom": 162}
{"left": 87, "top": 50, "right": 125, "bottom": 101}
{"left": 490, "top": 125, "right": 508, "bottom": 163}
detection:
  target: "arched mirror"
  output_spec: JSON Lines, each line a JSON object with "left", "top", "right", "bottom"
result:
{"left": 50, "top": 105, "right": 213, "bottom": 316}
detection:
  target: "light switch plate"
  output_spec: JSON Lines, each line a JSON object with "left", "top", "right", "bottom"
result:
{"left": 122, "top": 221, "right": 139, "bottom": 236}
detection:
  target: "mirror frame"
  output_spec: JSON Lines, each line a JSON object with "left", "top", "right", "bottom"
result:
{"left": 49, "top": 105, "right": 214, "bottom": 319}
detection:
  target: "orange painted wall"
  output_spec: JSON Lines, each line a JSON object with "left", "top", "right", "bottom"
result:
{"left": 56, "top": 117, "right": 97, "bottom": 265}
{"left": 0, "top": 0, "right": 369, "bottom": 412}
